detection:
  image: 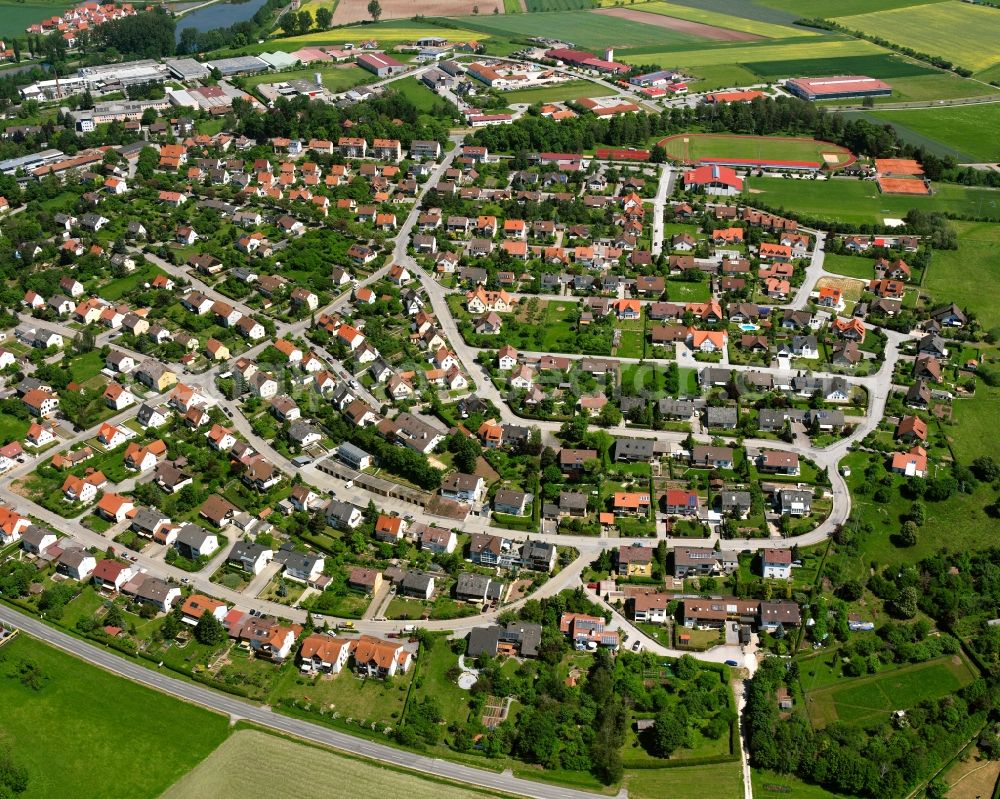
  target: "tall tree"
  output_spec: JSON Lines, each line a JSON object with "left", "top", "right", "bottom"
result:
{"left": 367, "top": 0, "right": 382, "bottom": 21}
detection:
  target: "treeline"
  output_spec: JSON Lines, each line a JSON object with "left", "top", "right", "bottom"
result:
{"left": 176, "top": 0, "right": 285, "bottom": 55}
{"left": 230, "top": 92, "right": 450, "bottom": 149}
{"left": 746, "top": 658, "right": 992, "bottom": 797}
{"left": 795, "top": 18, "right": 973, "bottom": 76}
{"left": 91, "top": 9, "right": 176, "bottom": 59}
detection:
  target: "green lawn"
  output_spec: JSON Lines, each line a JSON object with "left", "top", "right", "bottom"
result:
{"left": 242, "top": 65, "right": 373, "bottom": 94}
{"left": 0, "top": 634, "right": 230, "bottom": 799}
{"left": 950, "top": 379, "right": 1000, "bottom": 462}
{"left": 804, "top": 655, "right": 977, "bottom": 727}
{"left": 390, "top": 77, "right": 441, "bottom": 113}
{"left": 867, "top": 104, "right": 1000, "bottom": 163}
{"left": 751, "top": 769, "right": 849, "bottom": 799}
{"left": 503, "top": 79, "right": 607, "bottom": 106}
{"left": 0, "top": 413, "right": 30, "bottom": 444}
{"left": 924, "top": 222, "right": 1000, "bottom": 327}
{"left": 65, "top": 349, "right": 105, "bottom": 383}
{"left": 627, "top": 761, "right": 743, "bottom": 799}
{"left": 272, "top": 659, "right": 412, "bottom": 724}
{"left": 661, "top": 132, "right": 853, "bottom": 167}
{"left": 745, "top": 176, "right": 1000, "bottom": 225}
{"left": 822, "top": 253, "right": 874, "bottom": 280}
{"left": 100, "top": 263, "right": 167, "bottom": 301}
{"left": 833, "top": 1, "right": 1000, "bottom": 73}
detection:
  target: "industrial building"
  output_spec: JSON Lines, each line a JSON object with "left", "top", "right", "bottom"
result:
{"left": 784, "top": 75, "right": 892, "bottom": 101}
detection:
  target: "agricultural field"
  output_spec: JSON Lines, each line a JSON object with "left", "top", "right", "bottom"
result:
{"left": 0, "top": 0, "right": 69, "bottom": 38}
{"left": 924, "top": 222, "right": 1000, "bottom": 328}
{"left": 452, "top": 9, "right": 702, "bottom": 48}
{"left": 0, "top": 634, "right": 230, "bottom": 799}
{"left": 743, "top": 52, "right": 933, "bottom": 80}
{"left": 329, "top": 0, "right": 488, "bottom": 24}
{"left": 627, "top": 1, "right": 813, "bottom": 38}
{"left": 744, "top": 176, "right": 1000, "bottom": 225}
{"left": 618, "top": 35, "right": 886, "bottom": 71}
{"left": 803, "top": 655, "right": 977, "bottom": 727}
{"left": 939, "top": 748, "right": 1000, "bottom": 799}
{"left": 867, "top": 104, "right": 1000, "bottom": 164}
{"left": 833, "top": 1, "right": 1000, "bottom": 73}
{"left": 660, "top": 133, "right": 854, "bottom": 168}
{"left": 502, "top": 79, "right": 607, "bottom": 105}
{"left": 526, "top": 0, "right": 594, "bottom": 10}
{"left": 262, "top": 21, "right": 490, "bottom": 50}
{"left": 594, "top": 7, "right": 763, "bottom": 42}
{"left": 161, "top": 730, "right": 504, "bottom": 799}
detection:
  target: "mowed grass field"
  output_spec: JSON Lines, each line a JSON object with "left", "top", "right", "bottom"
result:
{"left": 925, "top": 222, "right": 1000, "bottom": 328}
{"left": 804, "top": 655, "right": 977, "bottom": 728}
{"left": 0, "top": 634, "right": 230, "bottom": 799}
{"left": 161, "top": 729, "right": 507, "bottom": 799}
{"left": 833, "top": 1, "right": 1000, "bottom": 72}
{"left": 745, "top": 176, "right": 1000, "bottom": 225}
{"left": 242, "top": 65, "right": 374, "bottom": 93}
{"left": 391, "top": 77, "right": 443, "bottom": 112}
{"left": 634, "top": 1, "right": 813, "bottom": 38}
{"left": 503, "top": 79, "right": 607, "bottom": 105}
{"left": 627, "top": 761, "right": 743, "bottom": 799}
{"left": 452, "top": 9, "right": 702, "bottom": 48}
{"left": 660, "top": 133, "right": 853, "bottom": 167}
{"left": 869, "top": 104, "right": 1000, "bottom": 163}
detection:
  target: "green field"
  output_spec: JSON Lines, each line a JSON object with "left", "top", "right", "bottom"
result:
{"left": 162, "top": 729, "right": 507, "bottom": 799}
{"left": 662, "top": 133, "right": 853, "bottom": 167}
{"left": 755, "top": 0, "right": 945, "bottom": 16}
{"left": 0, "top": 634, "right": 230, "bottom": 799}
{"left": 503, "top": 79, "right": 607, "bottom": 105}
{"left": 627, "top": 761, "right": 743, "bottom": 799}
{"left": 453, "top": 9, "right": 702, "bottom": 48}
{"left": 0, "top": 0, "right": 69, "bottom": 38}
{"left": 822, "top": 253, "right": 875, "bottom": 280}
{"left": 526, "top": 0, "right": 594, "bottom": 10}
{"left": 752, "top": 769, "right": 847, "bottom": 799}
{"left": 868, "top": 104, "right": 1000, "bottom": 164}
{"left": 744, "top": 52, "right": 933, "bottom": 79}
{"left": 635, "top": 0, "right": 814, "bottom": 37}
{"left": 925, "top": 222, "right": 1000, "bottom": 327}
{"left": 804, "top": 656, "right": 977, "bottom": 727}
{"left": 619, "top": 36, "right": 886, "bottom": 70}
{"left": 833, "top": 1, "right": 1000, "bottom": 73}
{"left": 745, "top": 176, "right": 1000, "bottom": 224}
{"left": 503, "top": 0, "right": 522, "bottom": 11}
{"left": 242, "top": 65, "right": 374, "bottom": 93}
{"left": 263, "top": 20, "right": 490, "bottom": 49}
{"left": 391, "top": 77, "right": 442, "bottom": 113}
{"left": 951, "top": 380, "right": 1000, "bottom": 463}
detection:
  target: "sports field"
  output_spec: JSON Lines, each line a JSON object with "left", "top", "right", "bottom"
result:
{"left": 632, "top": 1, "right": 813, "bottom": 38}
{"left": 660, "top": 133, "right": 854, "bottom": 169}
{"left": 452, "top": 9, "right": 702, "bottom": 48}
{"left": 745, "top": 176, "right": 1000, "bottom": 224}
{"left": 162, "top": 729, "right": 507, "bottom": 799}
{"left": 869, "top": 104, "right": 1000, "bottom": 163}
{"left": 0, "top": 634, "right": 230, "bottom": 799}
{"left": 833, "top": 1, "right": 1000, "bottom": 73}
{"left": 804, "top": 655, "right": 977, "bottom": 727}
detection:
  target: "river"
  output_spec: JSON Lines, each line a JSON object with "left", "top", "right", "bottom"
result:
{"left": 174, "top": 0, "right": 269, "bottom": 39}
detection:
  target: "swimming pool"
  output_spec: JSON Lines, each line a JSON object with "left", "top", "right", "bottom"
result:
{"left": 739, "top": 323, "right": 759, "bottom": 332}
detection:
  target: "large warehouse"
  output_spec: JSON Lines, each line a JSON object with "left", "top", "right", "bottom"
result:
{"left": 785, "top": 75, "right": 892, "bottom": 101}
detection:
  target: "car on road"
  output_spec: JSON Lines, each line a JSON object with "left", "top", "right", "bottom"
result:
{"left": 725, "top": 659, "right": 739, "bottom": 667}
{"left": 632, "top": 641, "right": 641, "bottom": 652}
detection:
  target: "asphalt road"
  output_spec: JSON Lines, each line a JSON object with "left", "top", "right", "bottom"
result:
{"left": 0, "top": 605, "right": 607, "bottom": 799}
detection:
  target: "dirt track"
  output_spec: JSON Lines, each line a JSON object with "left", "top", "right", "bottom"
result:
{"left": 330, "top": 0, "right": 500, "bottom": 24}
{"left": 593, "top": 7, "right": 761, "bottom": 41}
